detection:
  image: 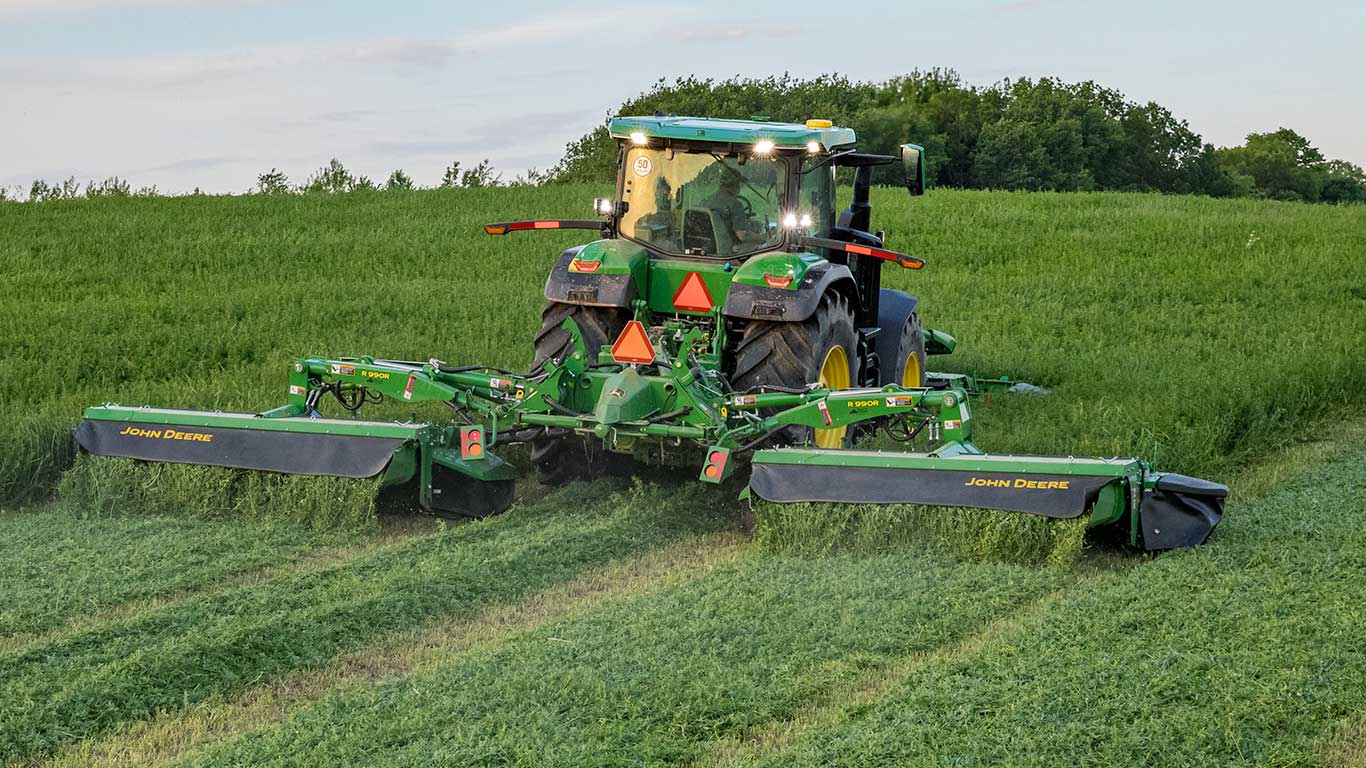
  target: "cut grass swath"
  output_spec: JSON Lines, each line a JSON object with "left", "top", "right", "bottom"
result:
{"left": 0, "top": 504, "right": 341, "bottom": 643}
{"left": 751, "top": 499, "right": 1090, "bottom": 567}
{"left": 0, "top": 478, "right": 729, "bottom": 764}
{"left": 57, "top": 454, "right": 384, "bottom": 533}
{"left": 177, "top": 550, "right": 1066, "bottom": 768}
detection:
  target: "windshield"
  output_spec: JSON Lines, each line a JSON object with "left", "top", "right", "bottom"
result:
{"left": 619, "top": 147, "right": 785, "bottom": 258}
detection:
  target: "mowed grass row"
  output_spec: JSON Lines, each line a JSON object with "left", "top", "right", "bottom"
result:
{"left": 733, "top": 442, "right": 1366, "bottom": 768}
{"left": 0, "top": 479, "right": 730, "bottom": 764}
{"left": 0, "top": 505, "right": 346, "bottom": 643}
{"left": 178, "top": 550, "right": 1069, "bottom": 767}
{"left": 4, "top": 188, "right": 1365, "bottom": 507}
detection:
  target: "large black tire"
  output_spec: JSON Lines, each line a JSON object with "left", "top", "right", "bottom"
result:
{"left": 731, "top": 291, "right": 859, "bottom": 448}
{"left": 529, "top": 301, "right": 628, "bottom": 485}
{"left": 889, "top": 312, "right": 927, "bottom": 388}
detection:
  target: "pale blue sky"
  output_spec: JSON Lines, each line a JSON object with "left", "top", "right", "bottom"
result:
{"left": 2, "top": 0, "right": 1362, "bottom": 193}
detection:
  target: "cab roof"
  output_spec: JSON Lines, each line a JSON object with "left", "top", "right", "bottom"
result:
{"left": 609, "top": 116, "right": 856, "bottom": 150}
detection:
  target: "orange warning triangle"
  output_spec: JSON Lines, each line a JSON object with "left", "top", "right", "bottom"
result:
{"left": 611, "top": 320, "right": 656, "bottom": 364}
{"left": 673, "top": 272, "right": 714, "bottom": 312}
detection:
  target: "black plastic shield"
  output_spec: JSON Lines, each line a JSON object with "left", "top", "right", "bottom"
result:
{"left": 749, "top": 463, "right": 1118, "bottom": 519}
{"left": 1139, "top": 473, "right": 1227, "bottom": 549}
{"left": 74, "top": 419, "right": 405, "bottom": 479}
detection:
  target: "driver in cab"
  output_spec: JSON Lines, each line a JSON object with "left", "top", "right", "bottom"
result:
{"left": 704, "top": 173, "right": 761, "bottom": 245}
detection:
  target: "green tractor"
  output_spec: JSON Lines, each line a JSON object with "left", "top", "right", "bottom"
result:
{"left": 72, "top": 116, "right": 1228, "bottom": 551}
{"left": 508, "top": 116, "right": 939, "bottom": 482}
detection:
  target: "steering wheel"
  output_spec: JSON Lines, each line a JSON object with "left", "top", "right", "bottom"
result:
{"left": 738, "top": 195, "right": 754, "bottom": 218}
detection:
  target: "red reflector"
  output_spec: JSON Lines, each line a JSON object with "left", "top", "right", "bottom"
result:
{"left": 846, "top": 243, "right": 873, "bottom": 256}
{"left": 672, "top": 272, "right": 714, "bottom": 312}
{"left": 533, "top": 221, "right": 560, "bottom": 229}
{"left": 610, "top": 320, "right": 655, "bottom": 364}
{"left": 570, "top": 259, "right": 601, "bottom": 273}
{"left": 459, "top": 426, "right": 485, "bottom": 459}
{"left": 763, "top": 273, "right": 793, "bottom": 289}
{"left": 709, "top": 450, "right": 725, "bottom": 464}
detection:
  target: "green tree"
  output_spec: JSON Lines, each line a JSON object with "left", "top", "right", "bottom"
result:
{"left": 85, "top": 177, "right": 132, "bottom": 198}
{"left": 1319, "top": 159, "right": 1366, "bottom": 204}
{"left": 255, "top": 169, "right": 291, "bottom": 195}
{"left": 303, "top": 159, "right": 357, "bottom": 194}
{"left": 385, "top": 169, "right": 415, "bottom": 191}
{"left": 440, "top": 159, "right": 500, "bottom": 188}
{"left": 1216, "top": 128, "right": 1326, "bottom": 201}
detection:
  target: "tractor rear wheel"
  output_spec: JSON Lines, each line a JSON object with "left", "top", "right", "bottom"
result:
{"left": 530, "top": 301, "right": 628, "bottom": 485}
{"left": 732, "top": 291, "right": 859, "bottom": 448}
{"left": 890, "top": 312, "right": 927, "bottom": 388}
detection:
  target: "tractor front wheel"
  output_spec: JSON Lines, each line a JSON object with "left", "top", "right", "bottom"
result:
{"left": 732, "top": 291, "right": 859, "bottom": 448}
{"left": 529, "top": 301, "right": 628, "bottom": 485}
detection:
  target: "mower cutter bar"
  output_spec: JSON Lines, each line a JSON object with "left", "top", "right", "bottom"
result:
{"left": 748, "top": 447, "right": 1227, "bottom": 550}
{"left": 75, "top": 406, "right": 426, "bottom": 482}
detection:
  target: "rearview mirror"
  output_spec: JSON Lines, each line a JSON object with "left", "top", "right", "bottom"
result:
{"left": 900, "top": 144, "right": 925, "bottom": 197}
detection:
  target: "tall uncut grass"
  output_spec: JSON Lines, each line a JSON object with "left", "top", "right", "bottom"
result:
{"left": 58, "top": 455, "right": 383, "bottom": 532}
{"left": 753, "top": 500, "right": 1090, "bottom": 566}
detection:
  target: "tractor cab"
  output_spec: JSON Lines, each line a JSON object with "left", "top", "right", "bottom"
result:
{"left": 610, "top": 116, "right": 858, "bottom": 260}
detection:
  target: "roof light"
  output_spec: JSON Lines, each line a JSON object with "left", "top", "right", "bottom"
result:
{"left": 629, "top": 131, "right": 648, "bottom": 145}
{"left": 806, "top": 141, "right": 821, "bottom": 154}
{"left": 753, "top": 139, "right": 775, "bottom": 155}
{"left": 782, "top": 212, "right": 798, "bottom": 229}
{"left": 805, "top": 119, "right": 833, "bottom": 129}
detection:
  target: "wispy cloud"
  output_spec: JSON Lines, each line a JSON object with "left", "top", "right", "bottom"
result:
{"left": 72, "top": 11, "right": 623, "bottom": 84}
{"left": 0, "top": 0, "right": 275, "bottom": 16}
{"left": 673, "top": 21, "right": 807, "bottom": 44}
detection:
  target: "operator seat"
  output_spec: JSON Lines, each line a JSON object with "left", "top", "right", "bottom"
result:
{"left": 682, "top": 208, "right": 734, "bottom": 256}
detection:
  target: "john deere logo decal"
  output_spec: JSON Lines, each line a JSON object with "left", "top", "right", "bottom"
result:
{"left": 118, "top": 426, "right": 214, "bottom": 443}
{"left": 964, "top": 476, "right": 1070, "bottom": 490}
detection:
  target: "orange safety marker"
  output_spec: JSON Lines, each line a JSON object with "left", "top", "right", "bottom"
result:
{"left": 610, "top": 320, "right": 656, "bottom": 364}
{"left": 672, "top": 271, "right": 714, "bottom": 312}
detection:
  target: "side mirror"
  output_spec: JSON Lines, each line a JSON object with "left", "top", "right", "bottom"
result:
{"left": 900, "top": 144, "right": 925, "bottom": 197}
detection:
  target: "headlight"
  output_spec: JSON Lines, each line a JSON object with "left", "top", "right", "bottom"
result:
{"left": 753, "top": 139, "right": 775, "bottom": 155}
{"left": 782, "top": 212, "right": 799, "bottom": 229}
{"left": 630, "top": 132, "right": 648, "bottom": 146}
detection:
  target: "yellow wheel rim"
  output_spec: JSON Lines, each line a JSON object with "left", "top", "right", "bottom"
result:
{"left": 814, "top": 345, "right": 850, "bottom": 448}
{"left": 901, "top": 350, "right": 923, "bottom": 388}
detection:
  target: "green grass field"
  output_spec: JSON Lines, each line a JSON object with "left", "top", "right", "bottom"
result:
{"left": 1, "top": 187, "right": 1364, "bottom": 766}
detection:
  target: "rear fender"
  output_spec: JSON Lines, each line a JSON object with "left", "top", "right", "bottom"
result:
{"left": 874, "top": 288, "right": 919, "bottom": 385}
{"left": 723, "top": 253, "right": 858, "bottom": 323}
{"left": 544, "top": 240, "right": 649, "bottom": 308}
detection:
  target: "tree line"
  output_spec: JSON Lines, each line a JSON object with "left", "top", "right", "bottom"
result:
{"left": 549, "top": 72, "right": 1365, "bottom": 204}
{"left": 4, "top": 71, "right": 1362, "bottom": 204}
